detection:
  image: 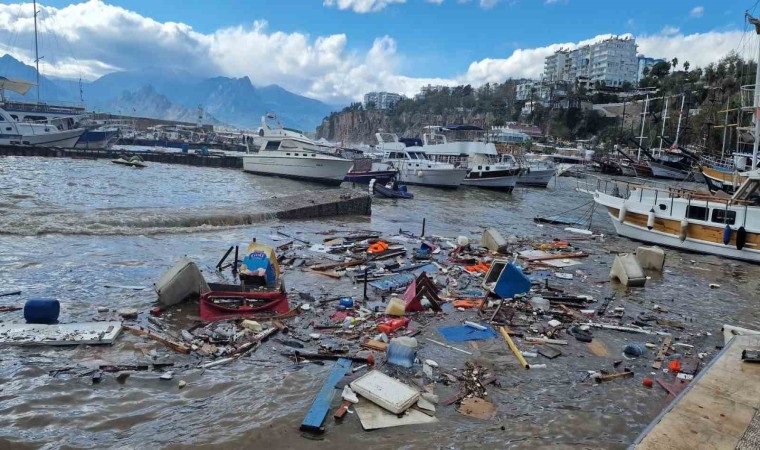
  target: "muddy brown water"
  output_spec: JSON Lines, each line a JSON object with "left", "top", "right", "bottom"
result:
{"left": 1, "top": 156, "right": 759, "bottom": 449}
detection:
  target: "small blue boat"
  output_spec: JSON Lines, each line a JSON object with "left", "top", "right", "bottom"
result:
{"left": 370, "top": 178, "right": 414, "bottom": 199}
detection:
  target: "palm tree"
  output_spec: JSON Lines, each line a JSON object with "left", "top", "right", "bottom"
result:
{"left": 683, "top": 61, "right": 690, "bottom": 72}
{"left": 671, "top": 57, "right": 679, "bottom": 71}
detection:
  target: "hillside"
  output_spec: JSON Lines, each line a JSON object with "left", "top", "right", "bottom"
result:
{"left": 318, "top": 53, "right": 754, "bottom": 150}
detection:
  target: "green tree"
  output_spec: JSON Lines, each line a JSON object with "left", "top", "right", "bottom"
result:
{"left": 683, "top": 61, "right": 690, "bottom": 72}
{"left": 671, "top": 58, "right": 679, "bottom": 71}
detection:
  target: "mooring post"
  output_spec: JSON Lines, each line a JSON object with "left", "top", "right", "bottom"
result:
{"left": 421, "top": 218, "right": 426, "bottom": 237}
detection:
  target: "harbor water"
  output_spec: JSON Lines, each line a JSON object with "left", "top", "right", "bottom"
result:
{"left": 1, "top": 156, "right": 759, "bottom": 449}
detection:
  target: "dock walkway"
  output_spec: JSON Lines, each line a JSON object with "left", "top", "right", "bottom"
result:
{"left": 633, "top": 335, "right": 760, "bottom": 449}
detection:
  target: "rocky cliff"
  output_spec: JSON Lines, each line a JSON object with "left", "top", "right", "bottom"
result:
{"left": 316, "top": 109, "right": 497, "bottom": 145}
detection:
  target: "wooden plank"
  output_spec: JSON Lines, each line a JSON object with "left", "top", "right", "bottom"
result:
{"left": 596, "top": 371, "right": 633, "bottom": 383}
{"left": 499, "top": 326, "right": 529, "bottom": 369}
{"left": 300, "top": 357, "right": 352, "bottom": 434}
{"left": 652, "top": 336, "right": 672, "bottom": 370}
{"left": 122, "top": 325, "right": 190, "bottom": 354}
{"left": 361, "top": 340, "right": 388, "bottom": 352}
{"left": 521, "top": 252, "right": 589, "bottom": 262}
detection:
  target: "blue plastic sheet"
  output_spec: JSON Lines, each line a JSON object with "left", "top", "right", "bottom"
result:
{"left": 493, "top": 262, "right": 532, "bottom": 299}
{"left": 438, "top": 324, "right": 497, "bottom": 342}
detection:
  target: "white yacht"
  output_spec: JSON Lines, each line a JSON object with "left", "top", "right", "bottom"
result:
{"left": 242, "top": 114, "right": 353, "bottom": 185}
{"left": 518, "top": 155, "right": 556, "bottom": 187}
{"left": 421, "top": 125, "right": 521, "bottom": 191}
{"left": 375, "top": 132, "right": 468, "bottom": 188}
{"left": 0, "top": 104, "right": 84, "bottom": 148}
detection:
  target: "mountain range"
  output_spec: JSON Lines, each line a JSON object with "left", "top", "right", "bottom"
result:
{"left": 0, "top": 54, "right": 336, "bottom": 130}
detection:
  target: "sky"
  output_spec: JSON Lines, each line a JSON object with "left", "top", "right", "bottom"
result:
{"left": 0, "top": 0, "right": 757, "bottom": 105}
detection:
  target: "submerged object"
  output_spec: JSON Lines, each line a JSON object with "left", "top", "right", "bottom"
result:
{"left": 24, "top": 298, "right": 60, "bottom": 324}
{"left": 369, "top": 179, "right": 414, "bottom": 199}
{"left": 609, "top": 253, "right": 646, "bottom": 287}
{"left": 483, "top": 260, "right": 531, "bottom": 299}
{"left": 199, "top": 290, "right": 289, "bottom": 321}
{"left": 239, "top": 241, "right": 281, "bottom": 288}
{"left": 154, "top": 257, "right": 210, "bottom": 307}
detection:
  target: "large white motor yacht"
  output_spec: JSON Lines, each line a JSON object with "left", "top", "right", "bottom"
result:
{"left": 421, "top": 125, "right": 521, "bottom": 191}
{"left": 242, "top": 114, "right": 353, "bottom": 185}
{"left": 374, "top": 132, "right": 468, "bottom": 188}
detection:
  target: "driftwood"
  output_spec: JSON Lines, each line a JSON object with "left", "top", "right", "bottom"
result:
{"left": 123, "top": 325, "right": 191, "bottom": 354}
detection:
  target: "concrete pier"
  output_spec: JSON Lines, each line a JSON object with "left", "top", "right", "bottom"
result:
{"left": 633, "top": 334, "right": 760, "bottom": 449}
{"left": 0, "top": 144, "right": 243, "bottom": 169}
{"left": 260, "top": 189, "right": 372, "bottom": 220}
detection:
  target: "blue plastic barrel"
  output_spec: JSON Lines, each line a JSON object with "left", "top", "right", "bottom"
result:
{"left": 24, "top": 298, "right": 60, "bottom": 324}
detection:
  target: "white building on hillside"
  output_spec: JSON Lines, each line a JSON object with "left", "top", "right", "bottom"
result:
{"left": 637, "top": 55, "right": 666, "bottom": 82}
{"left": 364, "top": 91, "right": 403, "bottom": 110}
{"left": 543, "top": 36, "right": 639, "bottom": 88}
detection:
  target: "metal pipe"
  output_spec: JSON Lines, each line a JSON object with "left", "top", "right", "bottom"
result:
{"left": 33, "top": 0, "right": 40, "bottom": 104}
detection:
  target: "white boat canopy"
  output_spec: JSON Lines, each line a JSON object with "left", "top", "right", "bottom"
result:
{"left": 0, "top": 76, "right": 34, "bottom": 95}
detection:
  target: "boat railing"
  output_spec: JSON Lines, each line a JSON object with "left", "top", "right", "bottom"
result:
{"left": 578, "top": 174, "right": 754, "bottom": 206}
{"left": 740, "top": 85, "right": 759, "bottom": 110}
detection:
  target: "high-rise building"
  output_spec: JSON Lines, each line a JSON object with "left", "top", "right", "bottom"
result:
{"left": 543, "top": 36, "right": 639, "bottom": 88}
{"left": 637, "top": 55, "right": 666, "bottom": 82}
{"left": 363, "top": 91, "right": 403, "bottom": 110}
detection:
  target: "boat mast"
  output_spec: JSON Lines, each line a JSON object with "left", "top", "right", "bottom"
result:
{"left": 749, "top": 12, "right": 760, "bottom": 170}
{"left": 637, "top": 94, "right": 649, "bottom": 160}
{"left": 33, "top": 0, "right": 40, "bottom": 103}
{"left": 673, "top": 93, "right": 685, "bottom": 146}
{"left": 658, "top": 96, "right": 669, "bottom": 154}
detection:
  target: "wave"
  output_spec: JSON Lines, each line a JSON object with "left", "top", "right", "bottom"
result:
{"left": 0, "top": 207, "right": 278, "bottom": 236}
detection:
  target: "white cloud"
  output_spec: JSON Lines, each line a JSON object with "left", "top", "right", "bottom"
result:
{"left": 322, "top": 0, "right": 406, "bottom": 13}
{"left": 661, "top": 26, "right": 680, "bottom": 36}
{"left": 690, "top": 6, "right": 704, "bottom": 18}
{"left": 426, "top": 0, "right": 444, "bottom": 4}
{"left": 480, "top": 0, "right": 500, "bottom": 8}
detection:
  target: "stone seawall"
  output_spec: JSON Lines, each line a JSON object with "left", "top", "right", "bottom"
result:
{"left": 0, "top": 145, "right": 243, "bottom": 169}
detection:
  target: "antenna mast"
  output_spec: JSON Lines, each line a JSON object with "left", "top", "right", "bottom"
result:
{"left": 33, "top": 0, "right": 40, "bottom": 103}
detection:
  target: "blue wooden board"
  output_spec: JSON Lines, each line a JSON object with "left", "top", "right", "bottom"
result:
{"left": 299, "top": 357, "right": 352, "bottom": 434}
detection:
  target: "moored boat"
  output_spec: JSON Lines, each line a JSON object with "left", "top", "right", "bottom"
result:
{"left": 242, "top": 114, "right": 353, "bottom": 185}
{"left": 375, "top": 132, "right": 468, "bottom": 189}
{"left": 369, "top": 178, "right": 414, "bottom": 199}
{"left": 579, "top": 171, "right": 760, "bottom": 263}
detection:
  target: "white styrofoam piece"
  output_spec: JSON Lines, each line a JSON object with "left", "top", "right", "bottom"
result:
{"left": 0, "top": 321, "right": 123, "bottom": 345}
{"left": 354, "top": 399, "right": 437, "bottom": 430}
{"left": 350, "top": 370, "right": 420, "bottom": 414}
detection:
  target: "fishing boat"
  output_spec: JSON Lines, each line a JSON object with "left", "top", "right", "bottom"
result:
{"left": 578, "top": 171, "right": 760, "bottom": 263}
{"left": 200, "top": 241, "right": 289, "bottom": 320}
{"left": 344, "top": 157, "right": 397, "bottom": 184}
{"left": 420, "top": 125, "right": 522, "bottom": 191}
{"left": 517, "top": 156, "right": 556, "bottom": 187}
{"left": 242, "top": 114, "right": 353, "bottom": 185}
{"left": 375, "top": 132, "right": 468, "bottom": 188}
{"left": 369, "top": 178, "right": 414, "bottom": 199}
{"left": 112, "top": 155, "right": 147, "bottom": 168}
{"left": 199, "top": 290, "right": 289, "bottom": 321}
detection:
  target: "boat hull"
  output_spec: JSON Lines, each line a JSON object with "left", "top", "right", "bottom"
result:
{"left": 462, "top": 172, "right": 519, "bottom": 191}
{"left": 701, "top": 165, "right": 745, "bottom": 194}
{"left": 76, "top": 129, "right": 119, "bottom": 150}
{"left": 242, "top": 154, "right": 353, "bottom": 186}
{"left": 517, "top": 168, "right": 554, "bottom": 187}
{"left": 0, "top": 127, "right": 85, "bottom": 148}
{"left": 648, "top": 161, "right": 689, "bottom": 180}
{"left": 154, "top": 258, "right": 210, "bottom": 307}
{"left": 604, "top": 209, "right": 760, "bottom": 263}
{"left": 200, "top": 291, "right": 289, "bottom": 321}
{"left": 396, "top": 167, "right": 468, "bottom": 189}
{"left": 345, "top": 170, "right": 396, "bottom": 185}
{"left": 371, "top": 181, "right": 414, "bottom": 199}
